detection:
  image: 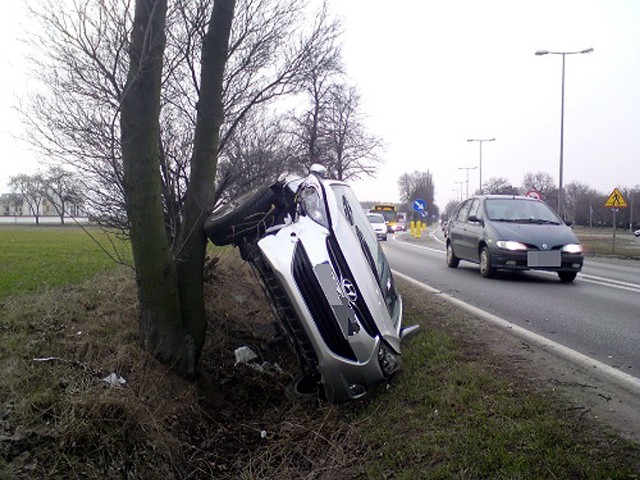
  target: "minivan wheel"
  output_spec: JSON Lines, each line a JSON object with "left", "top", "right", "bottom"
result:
{"left": 558, "top": 271, "right": 577, "bottom": 283}
{"left": 479, "top": 246, "right": 495, "bottom": 278}
{"left": 446, "top": 242, "right": 459, "bottom": 268}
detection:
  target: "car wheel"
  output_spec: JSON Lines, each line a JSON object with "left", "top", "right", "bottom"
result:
{"left": 479, "top": 246, "right": 495, "bottom": 278}
{"left": 446, "top": 242, "right": 459, "bottom": 268}
{"left": 203, "top": 185, "right": 278, "bottom": 246}
{"left": 382, "top": 234, "right": 388, "bottom": 241}
{"left": 558, "top": 271, "right": 577, "bottom": 283}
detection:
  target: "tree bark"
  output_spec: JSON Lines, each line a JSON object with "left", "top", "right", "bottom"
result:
{"left": 175, "top": 0, "right": 236, "bottom": 362}
{"left": 120, "top": 0, "right": 236, "bottom": 376}
{"left": 121, "top": 0, "right": 192, "bottom": 374}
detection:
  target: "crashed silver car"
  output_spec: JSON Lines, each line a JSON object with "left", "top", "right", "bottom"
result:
{"left": 204, "top": 165, "right": 416, "bottom": 401}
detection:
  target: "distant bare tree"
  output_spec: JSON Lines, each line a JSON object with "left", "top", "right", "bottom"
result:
{"left": 39, "top": 167, "right": 82, "bottom": 224}
{"left": 483, "top": 177, "right": 520, "bottom": 195}
{"left": 9, "top": 174, "right": 44, "bottom": 224}
{"left": 322, "top": 83, "right": 383, "bottom": 180}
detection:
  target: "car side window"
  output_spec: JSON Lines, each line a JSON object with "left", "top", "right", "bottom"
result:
{"left": 467, "top": 199, "right": 482, "bottom": 222}
{"left": 455, "top": 200, "right": 472, "bottom": 222}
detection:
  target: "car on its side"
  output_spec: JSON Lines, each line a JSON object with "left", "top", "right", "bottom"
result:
{"left": 203, "top": 165, "right": 417, "bottom": 401}
{"left": 445, "top": 195, "right": 583, "bottom": 282}
{"left": 366, "top": 213, "right": 388, "bottom": 241}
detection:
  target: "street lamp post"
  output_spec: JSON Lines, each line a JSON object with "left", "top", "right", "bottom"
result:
{"left": 458, "top": 166, "right": 477, "bottom": 199}
{"left": 455, "top": 181, "right": 465, "bottom": 202}
{"left": 466, "top": 138, "right": 495, "bottom": 194}
{"left": 535, "top": 47, "right": 594, "bottom": 216}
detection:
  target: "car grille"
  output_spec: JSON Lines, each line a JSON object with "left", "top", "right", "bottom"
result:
{"left": 292, "top": 242, "right": 357, "bottom": 361}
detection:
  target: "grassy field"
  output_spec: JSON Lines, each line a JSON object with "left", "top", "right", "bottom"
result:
{"left": 573, "top": 226, "right": 640, "bottom": 259}
{"left": 0, "top": 225, "right": 131, "bottom": 299}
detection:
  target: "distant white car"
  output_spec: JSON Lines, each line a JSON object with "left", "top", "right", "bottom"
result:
{"left": 366, "top": 213, "right": 388, "bottom": 241}
{"left": 635, "top": 229, "right": 640, "bottom": 237}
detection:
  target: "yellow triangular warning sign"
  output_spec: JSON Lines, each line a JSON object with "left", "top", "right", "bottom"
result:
{"left": 604, "top": 187, "right": 628, "bottom": 208}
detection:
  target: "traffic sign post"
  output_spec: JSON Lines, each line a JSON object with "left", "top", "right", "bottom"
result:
{"left": 604, "top": 188, "right": 628, "bottom": 254}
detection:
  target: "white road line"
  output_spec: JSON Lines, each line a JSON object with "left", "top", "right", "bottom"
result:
{"left": 393, "top": 270, "right": 640, "bottom": 393}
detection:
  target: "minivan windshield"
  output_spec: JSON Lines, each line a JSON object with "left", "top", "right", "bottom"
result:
{"left": 485, "top": 198, "right": 561, "bottom": 224}
{"left": 366, "top": 213, "right": 386, "bottom": 224}
{"left": 332, "top": 185, "right": 400, "bottom": 322}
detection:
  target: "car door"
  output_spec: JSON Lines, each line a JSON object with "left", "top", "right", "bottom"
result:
{"left": 449, "top": 199, "right": 473, "bottom": 260}
{"left": 460, "top": 198, "right": 483, "bottom": 261}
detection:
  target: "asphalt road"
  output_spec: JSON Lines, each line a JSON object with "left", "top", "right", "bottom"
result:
{"left": 383, "top": 228, "right": 640, "bottom": 381}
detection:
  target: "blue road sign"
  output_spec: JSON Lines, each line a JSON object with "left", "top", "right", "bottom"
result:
{"left": 413, "top": 199, "right": 426, "bottom": 211}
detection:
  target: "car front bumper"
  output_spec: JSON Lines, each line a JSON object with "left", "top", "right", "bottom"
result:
{"left": 489, "top": 249, "right": 583, "bottom": 272}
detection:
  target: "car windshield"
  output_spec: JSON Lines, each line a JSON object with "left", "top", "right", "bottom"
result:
{"left": 485, "top": 198, "right": 561, "bottom": 224}
{"left": 367, "top": 213, "right": 386, "bottom": 224}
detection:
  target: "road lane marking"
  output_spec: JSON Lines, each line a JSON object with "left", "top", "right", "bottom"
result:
{"left": 393, "top": 270, "right": 640, "bottom": 393}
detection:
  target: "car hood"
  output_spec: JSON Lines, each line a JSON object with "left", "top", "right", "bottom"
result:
{"left": 489, "top": 221, "right": 579, "bottom": 248}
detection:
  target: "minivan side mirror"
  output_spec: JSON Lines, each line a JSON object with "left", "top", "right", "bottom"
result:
{"left": 468, "top": 214, "right": 483, "bottom": 225}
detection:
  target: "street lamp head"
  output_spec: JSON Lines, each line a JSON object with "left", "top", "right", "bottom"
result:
{"left": 581, "top": 47, "right": 594, "bottom": 54}
{"left": 535, "top": 50, "right": 549, "bottom": 56}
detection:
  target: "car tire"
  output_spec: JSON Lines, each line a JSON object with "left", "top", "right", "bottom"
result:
{"left": 479, "top": 246, "right": 495, "bottom": 278}
{"left": 382, "top": 234, "right": 388, "bottom": 241}
{"left": 446, "top": 242, "right": 459, "bottom": 268}
{"left": 558, "top": 271, "right": 577, "bottom": 283}
{"left": 204, "top": 185, "right": 278, "bottom": 246}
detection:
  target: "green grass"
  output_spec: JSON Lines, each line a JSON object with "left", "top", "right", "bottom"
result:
{"left": 574, "top": 226, "right": 640, "bottom": 259}
{"left": 355, "top": 284, "right": 640, "bottom": 479}
{"left": 0, "top": 225, "right": 131, "bottom": 299}
{"left": 358, "top": 334, "right": 640, "bottom": 479}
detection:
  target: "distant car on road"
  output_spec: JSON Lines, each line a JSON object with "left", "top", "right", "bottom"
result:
{"left": 366, "top": 213, "right": 388, "bottom": 241}
{"left": 446, "top": 195, "right": 584, "bottom": 282}
{"left": 635, "top": 228, "right": 640, "bottom": 237}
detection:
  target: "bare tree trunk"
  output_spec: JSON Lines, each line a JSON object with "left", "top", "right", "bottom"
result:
{"left": 121, "top": 0, "right": 192, "bottom": 374}
{"left": 121, "top": 0, "right": 235, "bottom": 376}
{"left": 175, "top": 0, "right": 236, "bottom": 361}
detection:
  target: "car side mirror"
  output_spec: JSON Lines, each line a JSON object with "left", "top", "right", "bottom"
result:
{"left": 468, "top": 215, "right": 483, "bottom": 225}
{"left": 563, "top": 219, "right": 573, "bottom": 227}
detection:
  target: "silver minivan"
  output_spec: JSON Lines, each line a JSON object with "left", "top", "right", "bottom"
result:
{"left": 204, "top": 166, "right": 416, "bottom": 401}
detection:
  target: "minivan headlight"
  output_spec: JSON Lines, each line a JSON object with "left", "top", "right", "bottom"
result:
{"left": 298, "top": 186, "right": 329, "bottom": 228}
{"left": 561, "top": 243, "right": 582, "bottom": 254}
{"left": 496, "top": 240, "right": 528, "bottom": 251}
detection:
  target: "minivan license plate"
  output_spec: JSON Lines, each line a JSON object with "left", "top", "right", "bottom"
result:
{"left": 527, "top": 251, "right": 561, "bottom": 267}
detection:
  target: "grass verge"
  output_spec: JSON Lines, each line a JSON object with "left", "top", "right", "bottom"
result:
{"left": 0, "top": 225, "right": 131, "bottom": 299}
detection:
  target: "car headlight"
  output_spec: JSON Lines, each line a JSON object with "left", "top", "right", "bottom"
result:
{"left": 561, "top": 243, "right": 582, "bottom": 254}
{"left": 496, "top": 240, "right": 528, "bottom": 251}
{"left": 298, "top": 187, "right": 329, "bottom": 228}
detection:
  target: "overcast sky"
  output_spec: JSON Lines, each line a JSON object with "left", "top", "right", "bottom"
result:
{"left": 328, "top": 0, "right": 640, "bottom": 211}
{"left": 1, "top": 1, "right": 639, "bottom": 213}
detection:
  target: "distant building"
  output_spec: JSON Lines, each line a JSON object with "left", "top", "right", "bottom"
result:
{"left": 0, "top": 193, "right": 25, "bottom": 216}
{"left": 0, "top": 192, "right": 87, "bottom": 223}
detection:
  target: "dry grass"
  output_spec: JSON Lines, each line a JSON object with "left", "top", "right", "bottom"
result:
{"left": 0, "top": 248, "right": 366, "bottom": 479}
